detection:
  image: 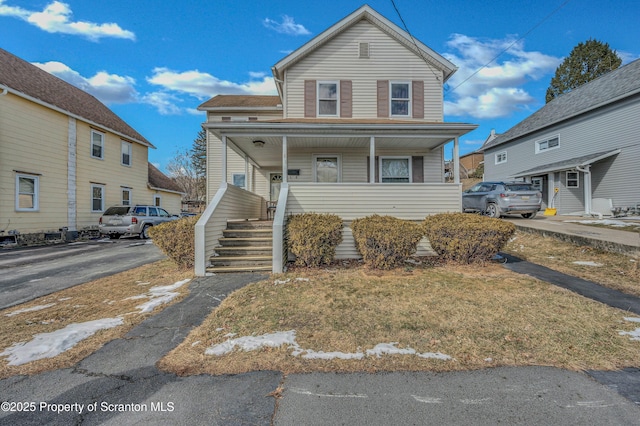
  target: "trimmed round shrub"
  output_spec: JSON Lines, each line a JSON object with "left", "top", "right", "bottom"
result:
{"left": 423, "top": 213, "right": 515, "bottom": 264}
{"left": 351, "top": 215, "right": 424, "bottom": 270}
{"left": 148, "top": 215, "right": 199, "bottom": 269}
{"left": 287, "top": 213, "right": 343, "bottom": 267}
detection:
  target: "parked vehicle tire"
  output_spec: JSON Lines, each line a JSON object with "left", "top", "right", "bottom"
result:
{"left": 521, "top": 212, "right": 537, "bottom": 219}
{"left": 109, "top": 233, "right": 122, "bottom": 240}
{"left": 140, "top": 224, "right": 151, "bottom": 239}
{"left": 485, "top": 203, "right": 501, "bottom": 218}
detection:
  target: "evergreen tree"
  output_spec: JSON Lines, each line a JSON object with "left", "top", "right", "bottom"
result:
{"left": 545, "top": 39, "right": 621, "bottom": 103}
{"left": 190, "top": 129, "right": 207, "bottom": 199}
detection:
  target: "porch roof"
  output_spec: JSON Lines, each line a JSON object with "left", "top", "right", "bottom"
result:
{"left": 203, "top": 119, "right": 477, "bottom": 168}
{"left": 511, "top": 149, "right": 621, "bottom": 178}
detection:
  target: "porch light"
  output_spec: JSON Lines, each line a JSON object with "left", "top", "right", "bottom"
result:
{"left": 253, "top": 140, "right": 265, "bottom": 148}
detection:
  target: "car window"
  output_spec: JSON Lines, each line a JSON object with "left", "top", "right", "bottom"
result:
{"left": 134, "top": 206, "right": 147, "bottom": 216}
{"left": 159, "top": 208, "right": 170, "bottom": 217}
{"left": 505, "top": 184, "right": 534, "bottom": 191}
{"left": 149, "top": 207, "right": 159, "bottom": 216}
{"left": 479, "top": 184, "right": 492, "bottom": 192}
{"left": 104, "top": 206, "right": 129, "bottom": 215}
{"left": 468, "top": 183, "right": 483, "bottom": 193}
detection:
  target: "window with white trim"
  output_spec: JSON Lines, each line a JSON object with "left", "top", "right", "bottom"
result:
{"left": 91, "top": 184, "right": 105, "bottom": 212}
{"left": 566, "top": 171, "right": 579, "bottom": 188}
{"left": 91, "top": 130, "right": 104, "bottom": 159}
{"left": 390, "top": 82, "right": 411, "bottom": 116}
{"left": 122, "top": 188, "right": 131, "bottom": 206}
{"left": 314, "top": 155, "right": 341, "bottom": 183}
{"left": 232, "top": 173, "right": 246, "bottom": 189}
{"left": 317, "top": 81, "right": 338, "bottom": 116}
{"left": 16, "top": 174, "right": 39, "bottom": 211}
{"left": 495, "top": 151, "right": 507, "bottom": 164}
{"left": 379, "top": 157, "right": 411, "bottom": 183}
{"left": 536, "top": 136, "right": 559, "bottom": 153}
{"left": 121, "top": 141, "right": 132, "bottom": 166}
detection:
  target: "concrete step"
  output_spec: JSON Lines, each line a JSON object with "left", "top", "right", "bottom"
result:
{"left": 214, "top": 246, "right": 272, "bottom": 256}
{"left": 223, "top": 228, "right": 272, "bottom": 238}
{"left": 226, "top": 220, "right": 273, "bottom": 230}
{"left": 218, "top": 237, "right": 273, "bottom": 247}
{"left": 206, "top": 264, "right": 272, "bottom": 273}
{"left": 210, "top": 255, "right": 273, "bottom": 267}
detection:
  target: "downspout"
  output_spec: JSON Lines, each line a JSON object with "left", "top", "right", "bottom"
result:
{"left": 576, "top": 165, "right": 593, "bottom": 217}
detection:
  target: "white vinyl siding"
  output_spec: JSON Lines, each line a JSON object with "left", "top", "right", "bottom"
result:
{"left": 283, "top": 20, "right": 443, "bottom": 120}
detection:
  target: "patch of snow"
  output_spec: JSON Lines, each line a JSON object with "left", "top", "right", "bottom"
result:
{"left": 274, "top": 279, "right": 290, "bottom": 285}
{"left": 135, "top": 278, "right": 191, "bottom": 314}
{"left": 215, "top": 327, "right": 224, "bottom": 332}
{"left": 28, "top": 278, "right": 43, "bottom": 283}
{"left": 624, "top": 317, "right": 640, "bottom": 323}
{"left": 572, "top": 261, "right": 603, "bottom": 267}
{"left": 5, "top": 303, "right": 56, "bottom": 317}
{"left": 223, "top": 333, "right": 237, "bottom": 338}
{"left": 619, "top": 318, "right": 640, "bottom": 341}
{"left": 205, "top": 330, "right": 453, "bottom": 361}
{"left": 295, "top": 278, "right": 310, "bottom": 282}
{"left": 191, "top": 341, "right": 201, "bottom": 347}
{"left": 0, "top": 318, "right": 123, "bottom": 365}
{"left": 58, "top": 297, "right": 72, "bottom": 301}
{"left": 565, "top": 219, "right": 638, "bottom": 228}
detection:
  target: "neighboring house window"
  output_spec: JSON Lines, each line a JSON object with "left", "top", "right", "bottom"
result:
{"left": 91, "top": 184, "right": 105, "bottom": 212}
{"left": 317, "top": 81, "right": 339, "bottom": 116}
{"left": 16, "top": 174, "right": 39, "bottom": 211}
{"left": 314, "top": 155, "right": 341, "bottom": 183}
{"left": 122, "top": 188, "right": 131, "bottom": 206}
{"left": 566, "top": 171, "right": 579, "bottom": 188}
{"left": 121, "top": 141, "right": 132, "bottom": 166}
{"left": 495, "top": 151, "right": 507, "bottom": 164}
{"left": 379, "top": 157, "right": 411, "bottom": 183}
{"left": 390, "top": 82, "right": 411, "bottom": 116}
{"left": 232, "top": 173, "right": 246, "bottom": 189}
{"left": 91, "top": 130, "right": 104, "bottom": 159}
{"left": 154, "top": 194, "right": 161, "bottom": 207}
{"left": 536, "top": 136, "right": 559, "bottom": 153}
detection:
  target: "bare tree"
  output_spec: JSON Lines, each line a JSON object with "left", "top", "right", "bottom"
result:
{"left": 166, "top": 149, "right": 203, "bottom": 202}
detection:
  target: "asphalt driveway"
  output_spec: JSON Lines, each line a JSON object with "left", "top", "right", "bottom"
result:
{"left": 0, "top": 238, "right": 165, "bottom": 310}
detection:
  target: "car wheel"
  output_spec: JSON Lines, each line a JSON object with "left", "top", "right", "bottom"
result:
{"left": 109, "top": 233, "right": 121, "bottom": 240}
{"left": 486, "top": 203, "right": 501, "bottom": 218}
{"left": 140, "top": 225, "right": 151, "bottom": 239}
{"left": 521, "top": 212, "right": 537, "bottom": 219}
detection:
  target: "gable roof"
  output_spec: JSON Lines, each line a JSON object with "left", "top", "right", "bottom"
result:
{"left": 148, "top": 163, "right": 184, "bottom": 194}
{"left": 271, "top": 4, "right": 457, "bottom": 97}
{"left": 199, "top": 95, "right": 282, "bottom": 110}
{"left": 0, "top": 48, "right": 153, "bottom": 148}
{"left": 485, "top": 58, "right": 640, "bottom": 150}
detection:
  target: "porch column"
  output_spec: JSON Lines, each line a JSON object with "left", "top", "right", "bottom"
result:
{"left": 578, "top": 165, "right": 592, "bottom": 215}
{"left": 244, "top": 155, "right": 249, "bottom": 190}
{"left": 453, "top": 137, "right": 460, "bottom": 184}
{"left": 221, "top": 135, "right": 227, "bottom": 184}
{"left": 369, "top": 136, "right": 376, "bottom": 183}
{"left": 282, "top": 135, "right": 288, "bottom": 184}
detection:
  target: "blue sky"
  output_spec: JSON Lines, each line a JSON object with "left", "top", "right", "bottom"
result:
{"left": 2, "top": 0, "right": 639, "bottom": 171}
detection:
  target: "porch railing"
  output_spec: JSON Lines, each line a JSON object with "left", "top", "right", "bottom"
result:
{"left": 195, "top": 183, "right": 264, "bottom": 276}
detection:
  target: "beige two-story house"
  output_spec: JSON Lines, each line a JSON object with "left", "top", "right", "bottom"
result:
{"left": 0, "top": 48, "right": 182, "bottom": 243}
{"left": 196, "top": 5, "right": 477, "bottom": 274}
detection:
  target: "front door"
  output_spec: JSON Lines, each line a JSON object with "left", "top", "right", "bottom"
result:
{"left": 270, "top": 173, "right": 282, "bottom": 202}
{"left": 531, "top": 176, "right": 547, "bottom": 208}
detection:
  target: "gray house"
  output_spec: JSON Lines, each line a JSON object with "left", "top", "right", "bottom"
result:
{"left": 483, "top": 58, "right": 640, "bottom": 216}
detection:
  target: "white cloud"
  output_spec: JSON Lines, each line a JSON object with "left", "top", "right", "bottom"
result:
{"left": 443, "top": 34, "right": 561, "bottom": 119}
{"left": 33, "top": 61, "right": 138, "bottom": 104}
{"left": 0, "top": 0, "right": 134, "bottom": 41}
{"left": 263, "top": 15, "right": 310, "bottom": 36}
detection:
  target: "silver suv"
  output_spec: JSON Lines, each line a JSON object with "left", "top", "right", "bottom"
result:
{"left": 462, "top": 182, "right": 542, "bottom": 218}
{"left": 99, "top": 205, "right": 178, "bottom": 239}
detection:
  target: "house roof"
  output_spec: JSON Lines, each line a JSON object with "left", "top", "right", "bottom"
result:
{"left": 0, "top": 48, "right": 153, "bottom": 148}
{"left": 148, "top": 163, "right": 184, "bottom": 194}
{"left": 485, "top": 58, "right": 640, "bottom": 150}
{"left": 271, "top": 4, "right": 457, "bottom": 97}
{"left": 199, "top": 95, "right": 282, "bottom": 110}
{"left": 511, "top": 149, "right": 621, "bottom": 178}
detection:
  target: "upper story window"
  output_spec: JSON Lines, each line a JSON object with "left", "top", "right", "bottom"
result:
{"left": 16, "top": 174, "right": 39, "bottom": 211}
{"left": 317, "top": 81, "right": 339, "bottom": 116}
{"left": 121, "top": 141, "right": 132, "bottom": 166}
{"left": 495, "top": 151, "right": 507, "bottom": 164}
{"left": 536, "top": 136, "right": 559, "bottom": 154}
{"left": 91, "top": 130, "right": 104, "bottom": 159}
{"left": 390, "top": 82, "right": 411, "bottom": 116}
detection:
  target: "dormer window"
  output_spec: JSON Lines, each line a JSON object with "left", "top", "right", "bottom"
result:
{"left": 390, "top": 82, "right": 411, "bottom": 116}
{"left": 318, "top": 81, "right": 339, "bottom": 116}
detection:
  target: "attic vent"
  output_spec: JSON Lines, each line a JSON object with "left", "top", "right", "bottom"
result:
{"left": 359, "top": 42, "right": 370, "bottom": 59}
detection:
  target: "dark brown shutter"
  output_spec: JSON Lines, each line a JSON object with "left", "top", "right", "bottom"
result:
{"left": 304, "top": 80, "right": 316, "bottom": 118}
{"left": 340, "top": 80, "right": 352, "bottom": 118}
{"left": 412, "top": 80, "right": 424, "bottom": 119}
{"left": 366, "top": 156, "right": 380, "bottom": 182}
{"left": 412, "top": 156, "right": 424, "bottom": 183}
{"left": 377, "top": 80, "right": 389, "bottom": 118}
